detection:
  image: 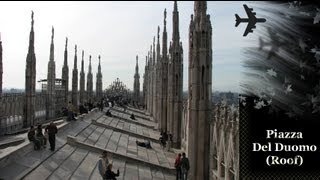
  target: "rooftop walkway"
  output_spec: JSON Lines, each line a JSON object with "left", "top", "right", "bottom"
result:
{"left": 0, "top": 106, "right": 177, "bottom": 180}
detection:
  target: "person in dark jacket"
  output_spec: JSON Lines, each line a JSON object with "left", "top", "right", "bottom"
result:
{"left": 130, "top": 113, "right": 136, "bottom": 120}
{"left": 28, "top": 126, "right": 41, "bottom": 150}
{"left": 181, "top": 152, "right": 190, "bottom": 180}
{"left": 105, "top": 163, "right": 119, "bottom": 180}
{"left": 45, "top": 121, "right": 58, "bottom": 151}
{"left": 36, "top": 124, "right": 46, "bottom": 149}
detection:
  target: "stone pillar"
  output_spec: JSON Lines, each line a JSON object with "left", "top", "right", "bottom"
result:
{"left": 46, "top": 26, "right": 56, "bottom": 120}
{"left": 72, "top": 45, "right": 78, "bottom": 108}
{"left": 24, "top": 11, "right": 36, "bottom": 127}
{"left": 149, "top": 47, "right": 153, "bottom": 116}
{"left": 187, "top": 2, "right": 212, "bottom": 180}
{"left": 152, "top": 37, "right": 157, "bottom": 121}
{"left": 79, "top": 50, "right": 85, "bottom": 104}
{"left": 0, "top": 33, "right": 2, "bottom": 96}
{"left": 87, "top": 55, "right": 93, "bottom": 103}
{"left": 171, "top": 1, "right": 183, "bottom": 148}
{"left": 0, "top": 33, "right": 3, "bottom": 133}
{"left": 143, "top": 57, "right": 147, "bottom": 108}
{"left": 161, "top": 9, "right": 168, "bottom": 132}
{"left": 61, "top": 37, "right": 69, "bottom": 106}
{"left": 156, "top": 26, "right": 162, "bottom": 128}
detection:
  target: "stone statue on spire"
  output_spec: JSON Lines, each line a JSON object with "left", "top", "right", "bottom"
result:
{"left": 51, "top": 26, "right": 54, "bottom": 41}
{"left": 31, "top": 11, "right": 34, "bottom": 26}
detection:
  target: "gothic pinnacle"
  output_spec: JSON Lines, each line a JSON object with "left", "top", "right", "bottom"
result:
{"left": 81, "top": 50, "right": 84, "bottom": 71}
{"left": 31, "top": 10, "right": 34, "bottom": 28}
{"left": 82, "top": 50, "right": 84, "bottom": 60}
{"left": 164, "top": 8, "right": 167, "bottom": 26}
{"left": 65, "top": 37, "right": 68, "bottom": 49}
{"left": 51, "top": 26, "right": 54, "bottom": 42}
{"left": 74, "top": 45, "right": 77, "bottom": 69}
{"left": 174, "top": 1, "right": 177, "bottom": 12}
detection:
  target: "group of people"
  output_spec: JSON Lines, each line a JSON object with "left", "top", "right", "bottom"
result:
{"left": 159, "top": 130, "right": 173, "bottom": 150}
{"left": 174, "top": 152, "right": 190, "bottom": 180}
{"left": 98, "top": 151, "right": 120, "bottom": 180}
{"left": 27, "top": 121, "right": 58, "bottom": 151}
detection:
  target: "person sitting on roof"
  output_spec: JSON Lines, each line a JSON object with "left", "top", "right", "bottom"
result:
{"left": 136, "top": 140, "right": 152, "bottom": 149}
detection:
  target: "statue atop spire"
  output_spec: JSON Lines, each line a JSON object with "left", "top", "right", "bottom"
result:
{"left": 195, "top": 1, "right": 207, "bottom": 18}
{"left": 65, "top": 37, "right": 68, "bottom": 49}
{"left": 31, "top": 10, "right": 34, "bottom": 28}
{"left": 136, "top": 55, "right": 138, "bottom": 64}
{"left": 82, "top": 50, "right": 84, "bottom": 59}
{"left": 51, "top": 26, "right": 54, "bottom": 41}
{"left": 174, "top": 1, "right": 178, "bottom": 12}
{"left": 164, "top": 9, "right": 167, "bottom": 27}
{"left": 172, "top": 1, "right": 180, "bottom": 43}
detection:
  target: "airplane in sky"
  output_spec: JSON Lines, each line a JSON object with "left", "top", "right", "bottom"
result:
{"left": 259, "top": 27, "right": 286, "bottom": 59}
{"left": 235, "top": 4, "right": 266, "bottom": 36}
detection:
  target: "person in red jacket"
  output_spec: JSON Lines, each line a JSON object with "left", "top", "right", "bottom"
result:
{"left": 175, "top": 153, "right": 182, "bottom": 180}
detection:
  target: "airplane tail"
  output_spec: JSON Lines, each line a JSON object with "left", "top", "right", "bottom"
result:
{"left": 235, "top": 14, "right": 241, "bottom": 27}
{"left": 259, "top": 37, "right": 264, "bottom": 50}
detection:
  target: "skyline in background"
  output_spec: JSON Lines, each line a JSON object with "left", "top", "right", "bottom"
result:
{"left": 0, "top": 1, "right": 262, "bottom": 93}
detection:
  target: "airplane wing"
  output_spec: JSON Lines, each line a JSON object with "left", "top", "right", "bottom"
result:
{"left": 244, "top": 4, "right": 256, "bottom": 20}
{"left": 243, "top": 21, "right": 255, "bottom": 36}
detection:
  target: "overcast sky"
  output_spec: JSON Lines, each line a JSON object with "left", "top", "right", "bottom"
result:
{"left": 0, "top": 1, "right": 263, "bottom": 93}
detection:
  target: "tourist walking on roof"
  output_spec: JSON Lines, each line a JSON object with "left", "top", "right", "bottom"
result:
{"left": 27, "top": 126, "right": 41, "bottom": 150}
{"left": 105, "top": 163, "right": 120, "bottom": 180}
{"left": 181, "top": 152, "right": 190, "bottom": 180}
{"left": 36, "top": 124, "right": 46, "bottom": 149}
{"left": 98, "top": 151, "right": 109, "bottom": 179}
{"left": 45, "top": 121, "right": 58, "bottom": 151}
{"left": 175, "top": 153, "right": 182, "bottom": 180}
